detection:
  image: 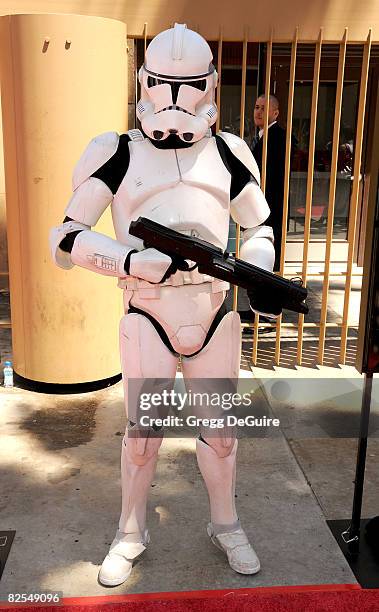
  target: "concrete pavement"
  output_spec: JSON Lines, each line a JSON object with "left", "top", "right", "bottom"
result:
{"left": 0, "top": 370, "right": 362, "bottom": 599}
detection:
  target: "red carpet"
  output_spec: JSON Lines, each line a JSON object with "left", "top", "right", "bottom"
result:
{"left": 1, "top": 584, "right": 377, "bottom": 612}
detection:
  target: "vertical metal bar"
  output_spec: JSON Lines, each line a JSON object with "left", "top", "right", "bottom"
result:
{"left": 260, "top": 31, "right": 273, "bottom": 194}
{"left": 216, "top": 27, "right": 223, "bottom": 134}
{"left": 135, "top": 58, "right": 138, "bottom": 127}
{"left": 233, "top": 28, "right": 248, "bottom": 312}
{"left": 340, "top": 30, "right": 372, "bottom": 364}
{"left": 318, "top": 29, "right": 347, "bottom": 364}
{"left": 256, "top": 44, "right": 262, "bottom": 103}
{"left": 342, "top": 372, "right": 373, "bottom": 554}
{"left": 252, "top": 29, "right": 272, "bottom": 365}
{"left": 275, "top": 27, "right": 298, "bottom": 365}
{"left": 296, "top": 29, "right": 323, "bottom": 365}
{"left": 239, "top": 29, "right": 248, "bottom": 141}
{"left": 143, "top": 22, "right": 147, "bottom": 55}
{"left": 125, "top": 24, "right": 128, "bottom": 131}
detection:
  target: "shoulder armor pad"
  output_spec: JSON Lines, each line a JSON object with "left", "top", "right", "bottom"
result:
{"left": 217, "top": 131, "right": 260, "bottom": 186}
{"left": 127, "top": 129, "right": 145, "bottom": 142}
{"left": 72, "top": 132, "right": 120, "bottom": 190}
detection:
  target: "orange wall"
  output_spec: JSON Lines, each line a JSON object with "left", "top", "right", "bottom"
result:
{"left": 0, "top": 0, "right": 377, "bottom": 41}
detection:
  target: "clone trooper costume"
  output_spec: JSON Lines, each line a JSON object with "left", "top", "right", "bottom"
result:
{"left": 50, "top": 24, "right": 277, "bottom": 586}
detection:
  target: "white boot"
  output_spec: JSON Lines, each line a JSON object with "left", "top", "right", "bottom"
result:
{"left": 196, "top": 437, "right": 261, "bottom": 575}
{"left": 98, "top": 530, "right": 149, "bottom": 586}
{"left": 207, "top": 523, "right": 260, "bottom": 574}
{"left": 99, "top": 435, "right": 161, "bottom": 587}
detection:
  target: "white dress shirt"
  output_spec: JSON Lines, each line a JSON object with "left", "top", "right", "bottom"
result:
{"left": 258, "top": 120, "right": 277, "bottom": 139}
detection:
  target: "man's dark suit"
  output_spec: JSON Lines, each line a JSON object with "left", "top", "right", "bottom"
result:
{"left": 252, "top": 122, "right": 286, "bottom": 271}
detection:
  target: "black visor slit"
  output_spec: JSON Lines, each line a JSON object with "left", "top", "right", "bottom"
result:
{"left": 147, "top": 76, "right": 207, "bottom": 101}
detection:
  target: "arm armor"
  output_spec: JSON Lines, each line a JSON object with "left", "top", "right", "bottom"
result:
{"left": 216, "top": 131, "right": 275, "bottom": 272}
{"left": 241, "top": 226, "right": 278, "bottom": 318}
{"left": 230, "top": 181, "right": 270, "bottom": 228}
{"left": 240, "top": 225, "right": 275, "bottom": 273}
{"left": 216, "top": 131, "right": 271, "bottom": 228}
{"left": 49, "top": 132, "right": 136, "bottom": 277}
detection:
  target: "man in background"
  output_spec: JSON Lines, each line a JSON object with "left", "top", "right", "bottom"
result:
{"left": 252, "top": 94, "right": 287, "bottom": 271}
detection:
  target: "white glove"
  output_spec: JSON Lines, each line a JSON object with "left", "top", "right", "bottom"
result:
{"left": 129, "top": 248, "right": 173, "bottom": 284}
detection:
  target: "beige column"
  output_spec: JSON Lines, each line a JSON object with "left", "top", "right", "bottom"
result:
{"left": 0, "top": 109, "right": 7, "bottom": 292}
{"left": 0, "top": 13, "right": 127, "bottom": 384}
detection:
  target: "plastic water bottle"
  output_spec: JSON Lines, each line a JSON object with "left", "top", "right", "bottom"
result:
{"left": 3, "top": 360, "right": 13, "bottom": 387}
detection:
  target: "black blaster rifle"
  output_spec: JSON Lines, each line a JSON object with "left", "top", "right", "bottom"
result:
{"left": 129, "top": 217, "right": 308, "bottom": 315}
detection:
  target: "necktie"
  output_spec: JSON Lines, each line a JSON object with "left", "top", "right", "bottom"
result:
{"left": 251, "top": 136, "right": 259, "bottom": 150}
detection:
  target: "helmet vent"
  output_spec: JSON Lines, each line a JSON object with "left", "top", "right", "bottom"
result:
{"left": 156, "top": 105, "right": 195, "bottom": 116}
{"left": 172, "top": 23, "right": 187, "bottom": 60}
{"left": 137, "top": 101, "right": 145, "bottom": 114}
{"left": 207, "top": 107, "right": 217, "bottom": 118}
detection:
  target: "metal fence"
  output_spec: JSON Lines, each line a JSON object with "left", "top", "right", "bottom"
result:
{"left": 204, "top": 27, "right": 372, "bottom": 367}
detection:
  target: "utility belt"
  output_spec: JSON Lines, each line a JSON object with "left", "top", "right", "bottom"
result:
{"left": 118, "top": 268, "right": 229, "bottom": 298}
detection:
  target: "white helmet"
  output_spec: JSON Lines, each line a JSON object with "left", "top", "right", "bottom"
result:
{"left": 137, "top": 23, "right": 218, "bottom": 143}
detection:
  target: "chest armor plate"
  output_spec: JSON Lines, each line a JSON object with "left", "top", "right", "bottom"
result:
{"left": 112, "top": 137, "right": 231, "bottom": 249}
